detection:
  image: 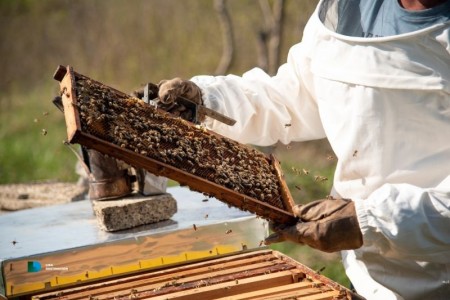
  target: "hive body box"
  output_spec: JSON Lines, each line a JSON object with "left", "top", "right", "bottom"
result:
{"left": 32, "top": 250, "right": 362, "bottom": 300}
{"left": 0, "top": 187, "right": 363, "bottom": 300}
{"left": 54, "top": 65, "right": 296, "bottom": 224}
{"left": 0, "top": 187, "right": 268, "bottom": 298}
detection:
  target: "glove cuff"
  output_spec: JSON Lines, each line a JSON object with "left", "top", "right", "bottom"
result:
{"left": 353, "top": 198, "right": 369, "bottom": 239}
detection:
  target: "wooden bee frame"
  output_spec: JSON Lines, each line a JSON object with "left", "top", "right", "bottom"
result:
{"left": 54, "top": 65, "right": 296, "bottom": 224}
{"left": 32, "top": 250, "right": 361, "bottom": 300}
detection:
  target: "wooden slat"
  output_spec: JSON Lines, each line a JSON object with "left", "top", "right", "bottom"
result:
{"left": 73, "top": 131, "right": 296, "bottom": 224}
{"left": 270, "top": 154, "right": 296, "bottom": 218}
{"left": 214, "top": 280, "right": 325, "bottom": 300}
{"left": 299, "top": 290, "right": 343, "bottom": 300}
{"left": 271, "top": 250, "right": 354, "bottom": 297}
{"left": 147, "top": 269, "right": 303, "bottom": 300}
{"left": 33, "top": 250, "right": 359, "bottom": 300}
{"left": 250, "top": 290, "right": 341, "bottom": 300}
{"left": 131, "top": 264, "right": 296, "bottom": 300}
{"left": 61, "top": 260, "right": 290, "bottom": 300}
{"left": 33, "top": 251, "right": 276, "bottom": 300}
{"left": 59, "top": 66, "right": 80, "bottom": 143}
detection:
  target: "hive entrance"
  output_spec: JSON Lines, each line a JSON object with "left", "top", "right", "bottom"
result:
{"left": 54, "top": 65, "right": 296, "bottom": 224}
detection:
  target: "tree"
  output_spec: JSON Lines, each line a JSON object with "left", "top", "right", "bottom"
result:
{"left": 214, "top": 0, "right": 286, "bottom": 75}
{"left": 214, "top": 0, "right": 234, "bottom": 75}
{"left": 257, "top": 0, "right": 285, "bottom": 75}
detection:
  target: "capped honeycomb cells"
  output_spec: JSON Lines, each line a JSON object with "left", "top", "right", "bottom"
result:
{"left": 74, "top": 76, "right": 284, "bottom": 210}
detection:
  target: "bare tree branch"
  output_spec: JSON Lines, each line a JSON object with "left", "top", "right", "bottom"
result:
{"left": 258, "top": 0, "right": 274, "bottom": 29}
{"left": 256, "top": 30, "right": 269, "bottom": 72}
{"left": 257, "top": 0, "right": 271, "bottom": 71}
{"left": 256, "top": 0, "right": 286, "bottom": 75}
{"left": 214, "top": 0, "right": 234, "bottom": 75}
{"left": 269, "top": 0, "right": 285, "bottom": 75}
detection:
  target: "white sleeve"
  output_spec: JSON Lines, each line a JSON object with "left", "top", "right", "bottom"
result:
{"left": 190, "top": 42, "right": 326, "bottom": 146}
{"left": 354, "top": 176, "right": 450, "bottom": 264}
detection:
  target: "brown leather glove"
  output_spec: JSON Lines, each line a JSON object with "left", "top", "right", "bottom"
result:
{"left": 132, "top": 78, "right": 203, "bottom": 123}
{"left": 158, "top": 78, "right": 202, "bottom": 105}
{"left": 264, "top": 199, "right": 363, "bottom": 253}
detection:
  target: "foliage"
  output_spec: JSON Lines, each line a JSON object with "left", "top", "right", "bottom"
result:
{"left": 0, "top": 84, "right": 79, "bottom": 183}
{"left": 0, "top": 0, "right": 319, "bottom": 184}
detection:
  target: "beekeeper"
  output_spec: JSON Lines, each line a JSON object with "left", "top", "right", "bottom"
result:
{"left": 155, "top": 0, "right": 450, "bottom": 299}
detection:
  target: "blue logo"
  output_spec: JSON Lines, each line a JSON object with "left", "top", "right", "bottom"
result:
{"left": 27, "top": 261, "right": 42, "bottom": 272}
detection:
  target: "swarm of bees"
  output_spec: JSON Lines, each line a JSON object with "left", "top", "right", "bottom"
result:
{"left": 74, "top": 77, "right": 284, "bottom": 209}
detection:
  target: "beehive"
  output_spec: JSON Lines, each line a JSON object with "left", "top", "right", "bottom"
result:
{"left": 54, "top": 65, "right": 296, "bottom": 224}
{"left": 31, "top": 250, "right": 361, "bottom": 300}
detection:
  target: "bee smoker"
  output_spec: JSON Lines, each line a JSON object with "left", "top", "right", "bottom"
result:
{"left": 53, "top": 95, "right": 135, "bottom": 201}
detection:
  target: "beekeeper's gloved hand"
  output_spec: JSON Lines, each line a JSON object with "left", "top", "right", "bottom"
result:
{"left": 158, "top": 78, "right": 202, "bottom": 105}
{"left": 264, "top": 198, "right": 363, "bottom": 253}
{"left": 132, "top": 78, "right": 203, "bottom": 123}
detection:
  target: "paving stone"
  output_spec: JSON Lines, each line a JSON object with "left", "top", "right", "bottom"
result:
{"left": 92, "top": 193, "right": 177, "bottom": 232}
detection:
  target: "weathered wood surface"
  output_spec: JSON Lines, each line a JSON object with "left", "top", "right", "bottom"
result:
{"left": 33, "top": 250, "right": 358, "bottom": 300}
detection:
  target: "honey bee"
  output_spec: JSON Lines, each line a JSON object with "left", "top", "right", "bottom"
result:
{"left": 353, "top": 150, "right": 358, "bottom": 157}
{"left": 193, "top": 224, "right": 197, "bottom": 231}
{"left": 98, "top": 114, "right": 106, "bottom": 121}
{"left": 291, "top": 167, "right": 301, "bottom": 175}
{"left": 314, "top": 175, "right": 328, "bottom": 182}
{"left": 316, "top": 266, "right": 326, "bottom": 274}
{"left": 225, "top": 229, "right": 232, "bottom": 234}
{"left": 129, "top": 289, "right": 138, "bottom": 298}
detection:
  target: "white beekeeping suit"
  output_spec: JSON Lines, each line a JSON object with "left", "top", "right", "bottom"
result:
{"left": 188, "top": 1, "right": 450, "bottom": 299}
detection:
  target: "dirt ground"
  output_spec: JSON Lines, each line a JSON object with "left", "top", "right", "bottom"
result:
{"left": 0, "top": 181, "right": 87, "bottom": 214}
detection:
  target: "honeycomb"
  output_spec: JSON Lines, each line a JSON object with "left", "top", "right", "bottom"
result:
{"left": 73, "top": 74, "right": 286, "bottom": 210}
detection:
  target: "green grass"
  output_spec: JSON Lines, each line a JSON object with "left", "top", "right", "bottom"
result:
{"left": 0, "top": 83, "right": 78, "bottom": 183}
{"left": 265, "top": 141, "right": 351, "bottom": 288}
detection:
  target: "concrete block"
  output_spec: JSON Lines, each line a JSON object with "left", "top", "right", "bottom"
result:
{"left": 92, "top": 193, "right": 177, "bottom": 232}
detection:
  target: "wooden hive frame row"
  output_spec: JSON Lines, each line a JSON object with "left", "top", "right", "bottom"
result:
{"left": 53, "top": 65, "right": 297, "bottom": 224}
{"left": 32, "top": 250, "right": 361, "bottom": 300}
